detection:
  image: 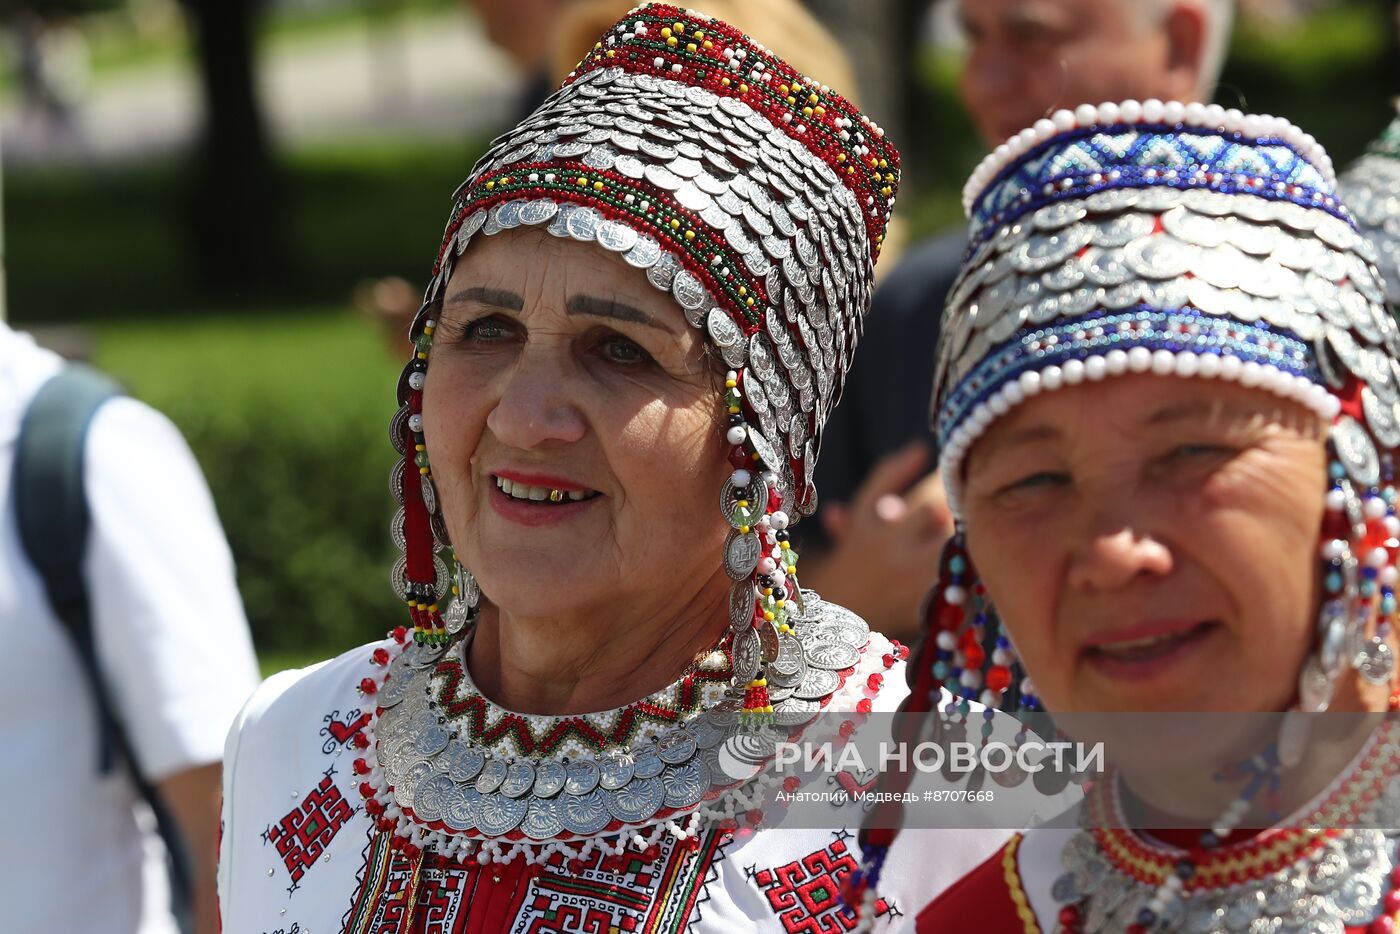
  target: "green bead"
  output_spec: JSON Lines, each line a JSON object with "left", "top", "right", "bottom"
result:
{"left": 415, "top": 452, "right": 430, "bottom": 468}
{"left": 415, "top": 334, "right": 433, "bottom": 351}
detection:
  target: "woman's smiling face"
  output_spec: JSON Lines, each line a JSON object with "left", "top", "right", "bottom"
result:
{"left": 960, "top": 374, "right": 1329, "bottom": 713}
{"left": 423, "top": 227, "right": 730, "bottom": 619}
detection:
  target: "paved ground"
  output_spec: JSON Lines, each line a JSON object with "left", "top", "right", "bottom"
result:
{"left": 0, "top": 7, "right": 523, "bottom": 165}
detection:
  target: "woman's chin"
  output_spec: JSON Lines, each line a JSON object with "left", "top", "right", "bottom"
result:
{"left": 476, "top": 571, "right": 608, "bottom": 618}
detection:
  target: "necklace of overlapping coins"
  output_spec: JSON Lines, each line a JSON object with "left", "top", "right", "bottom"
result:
{"left": 350, "top": 591, "right": 900, "bottom": 870}
{"left": 1052, "top": 707, "right": 1400, "bottom": 934}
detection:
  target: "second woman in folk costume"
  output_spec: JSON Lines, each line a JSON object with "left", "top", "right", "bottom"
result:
{"left": 1341, "top": 105, "right": 1400, "bottom": 308}
{"left": 851, "top": 101, "right": 1400, "bottom": 932}
{"left": 216, "top": 5, "right": 1010, "bottom": 932}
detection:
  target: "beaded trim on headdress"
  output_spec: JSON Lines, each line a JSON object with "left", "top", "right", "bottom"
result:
{"left": 1340, "top": 107, "right": 1400, "bottom": 306}
{"left": 931, "top": 100, "right": 1395, "bottom": 513}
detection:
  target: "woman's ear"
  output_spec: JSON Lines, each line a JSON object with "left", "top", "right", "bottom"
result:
{"left": 1162, "top": 3, "right": 1208, "bottom": 102}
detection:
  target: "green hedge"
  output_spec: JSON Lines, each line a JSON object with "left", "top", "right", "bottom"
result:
{"left": 95, "top": 309, "right": 407, "bottom": 657}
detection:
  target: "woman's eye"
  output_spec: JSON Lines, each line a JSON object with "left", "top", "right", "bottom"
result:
{"left": 996, "top": 472, "right": 1066, "bottom": 497}
{"left": 599, "top": 334, "right": 652, "bottom": 366}
{"left": 465, "top": 316, "right": 514, "bottom": 342}
{"left": 438, "top": 314, "right": 516, "bottom": 345}
{"left": 1168, "top": 443, "right": 1233, "bottom": 461}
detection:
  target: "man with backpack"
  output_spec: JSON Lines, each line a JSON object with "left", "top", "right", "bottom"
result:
{"left": 1, "top": 320, "right": 259, "bottom": 933}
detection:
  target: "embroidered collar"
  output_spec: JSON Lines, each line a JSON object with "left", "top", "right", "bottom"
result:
{"left": 354, "top": 593, "right": 893, "bottom": 868}
{"left": 1054, "top": 720, "right": 1400, "bottom": 931}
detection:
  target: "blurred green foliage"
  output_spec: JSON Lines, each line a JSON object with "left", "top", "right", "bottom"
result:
{"left": 93, "top": 309, "right": 405, "bottom": 656}
{"left": 6, "top": 137, "right": 483, "bottom": 323}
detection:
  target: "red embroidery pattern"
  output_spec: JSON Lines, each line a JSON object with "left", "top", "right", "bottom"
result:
{"left": 342, "top": 828, "right": 724, "bottom": 934}
{"left": 266, "top": 769, "right": 355, "bottom": 890}
{"left": 749, "top": 832, "right": 896, "bottom": 934}
{"left": 321, "top": 709, "right": 371, "bottom": 754}
{"left": 414, "top": 868, "right": 470, "bottom": 934}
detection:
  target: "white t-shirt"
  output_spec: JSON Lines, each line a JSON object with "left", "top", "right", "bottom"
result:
{"left": 0, "top": 324, "right": 260, "bottom": 933}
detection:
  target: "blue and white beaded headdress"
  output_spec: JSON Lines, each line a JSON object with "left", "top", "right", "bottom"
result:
{"left": 932, "top": 101, "right": 1397, "bottom": 513}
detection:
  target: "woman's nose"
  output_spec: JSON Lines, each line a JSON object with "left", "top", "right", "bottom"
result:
{"left": 485, "top": 349, "right": 588, "bottom": 449}
{"left": 1066, "top": 519, "right": 1174, "bottom": 593}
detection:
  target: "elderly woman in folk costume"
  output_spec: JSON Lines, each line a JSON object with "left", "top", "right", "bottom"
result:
{"left": 216, "top": 6, "right": 1009, "bottom": 931}
{"left": 841, "top": 100, "right": 1400, "bottom": 933}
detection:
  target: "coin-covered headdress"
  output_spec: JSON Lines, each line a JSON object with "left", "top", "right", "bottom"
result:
{"left": 386, "top": 3, "right": 898, "bottom": 685}
{"left": 1340, "top": 107, "right": 1400, "bottom": 306}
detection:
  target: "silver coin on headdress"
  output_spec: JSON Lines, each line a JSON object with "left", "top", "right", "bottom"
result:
{"left": 729, "top": 581, "right": 756, "bottom": 633}
{"left": 724, "top": 529, "right": 763, "bottom": 580}
{"left": 1333, "top": 416, "right": 1381, "bottom": 488}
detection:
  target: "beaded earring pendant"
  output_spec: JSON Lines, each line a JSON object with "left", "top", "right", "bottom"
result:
{"left": 919, "top": 531, "right": 1035, "bottom": 713}
{"left": 387, "top": 307, "right": 480, "bottom": 651}
{"left": 1313, "top": 446, "right": 1399, "bottom": 709}
{"left": 722, "top": 369, "right": 806, "bottom": 727}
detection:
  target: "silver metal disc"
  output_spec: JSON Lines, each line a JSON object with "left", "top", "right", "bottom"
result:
{"left": 605, "top": 776, "right": 665, "bottom": 823}
{"left": 724, "top": 529, "right": 763, "bottom": 580}
{"left": 533, "top": 758, "right": 567, "bottom": 798}
{"left": 475, "top": 758, "right": 508, "bottom": 794}
{"left": 475, "top": 792, "right": 527, "bottom": 836}
{"left": 521, "top": 796, "right": 564, "bottom": 840}
{"left": 558, "top": 789, "right": 611, "bottom": 836}
{"left": 598, "top": 751, "right": 636, "bottom": 791}
{"left": 656, "top": 729, "right": 698, "bottom": 765}
{"left": 661, "top": 760, "right": 708, "bottom": 809}
{"left": 436, "top": 739, "right": 485, "bottom": 783}
{"left": 564, "top": 758, "right": 601, "bottom": 795}
{"left": 500, "top": 761, "right": 536, "bottom": 798}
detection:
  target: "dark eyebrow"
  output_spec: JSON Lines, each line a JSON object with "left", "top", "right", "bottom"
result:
{"left": 566, "top": 294, "right": 677, "bottom": 335}
{"left": 444, "top": 286, "right": 523, "bottom": 310}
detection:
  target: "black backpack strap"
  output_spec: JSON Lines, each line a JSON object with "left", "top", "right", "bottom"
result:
{"left": 14, "top": 366, "right": 192, "bottom": 929}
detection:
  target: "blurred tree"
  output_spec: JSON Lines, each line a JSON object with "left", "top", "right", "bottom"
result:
{"left": 177, "top": 0, "right": 289, "bottom": 293}
{"left": 798, "top": 0, "right": 933, "bottom": 170}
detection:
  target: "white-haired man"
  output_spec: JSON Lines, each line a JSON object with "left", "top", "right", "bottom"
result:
{"left": 804, "top": 0, "right": 1235, "bottom": 637}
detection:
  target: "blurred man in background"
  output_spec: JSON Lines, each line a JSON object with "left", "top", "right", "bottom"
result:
{"left": 0, "top": 320, "right": 259, "bottom": 933}
{"left": 802, "top": 0, "right": 1236, "bottom": 638}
